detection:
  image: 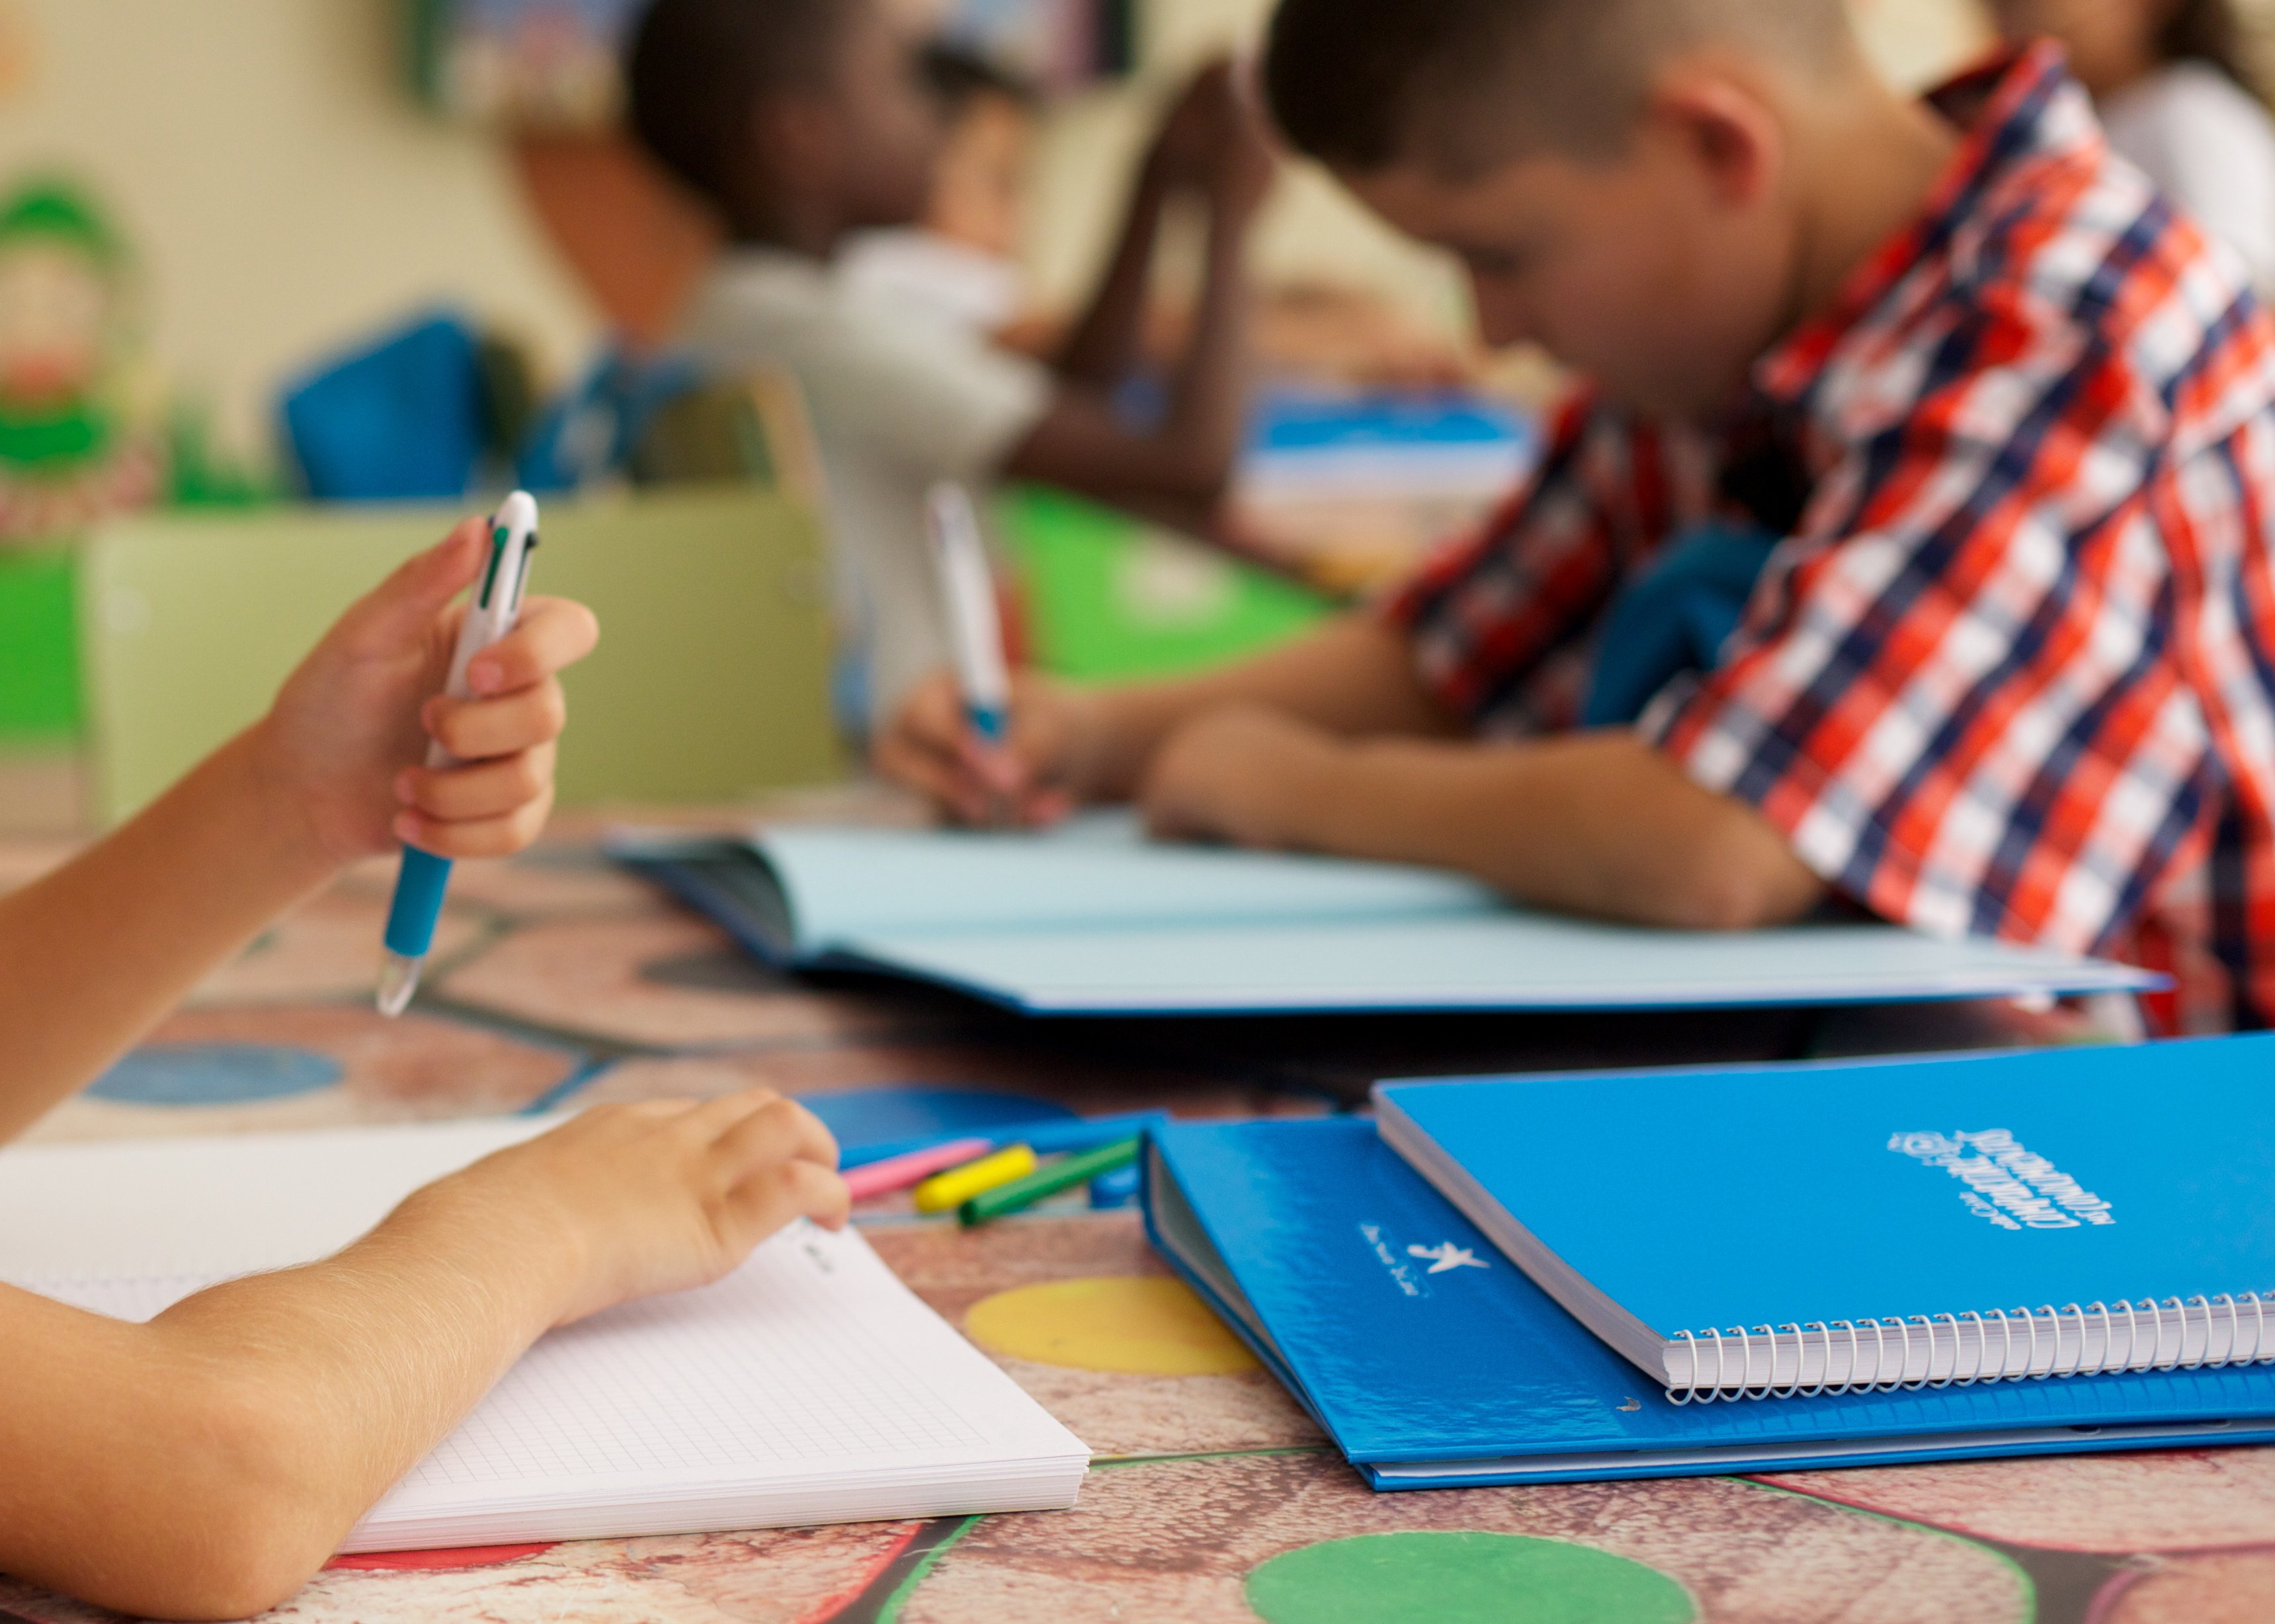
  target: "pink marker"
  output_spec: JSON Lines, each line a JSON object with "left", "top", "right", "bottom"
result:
{"left": 843, "top": 1137, "right": 996, "bottom": 1203}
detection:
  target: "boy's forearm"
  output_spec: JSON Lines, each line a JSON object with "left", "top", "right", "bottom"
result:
{"left": 1298, "top": 730, "right": 1826, "bottom": 928}
{"left": 1054, "top": 166, "right": 1169, "bottom": 388}
{"left": 0, "top": 1181, "right": 574, "bottom": 1618}
{"left": 1147, "top": 205, "right": 1254, "bottom": 499}
{"left": 1074, "top": 614, "right": 1456, "bottom": 799}
{"left": 0, "top": 725, "right": 337, "bottom": 1143}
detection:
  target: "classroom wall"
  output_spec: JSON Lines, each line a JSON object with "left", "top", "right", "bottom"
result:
{"left": 0, "top": 0, "right": 599, "bottom": 460}
{"left": 0, "top": 0, "right": 2265, "bottom": 465}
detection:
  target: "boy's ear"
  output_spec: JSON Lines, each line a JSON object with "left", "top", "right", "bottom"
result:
{"left": 1645, "top": 71, "right": 1784, "bottom": 210}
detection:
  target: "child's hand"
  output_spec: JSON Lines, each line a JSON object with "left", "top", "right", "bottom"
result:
{"left": 873, "top": 669, "right": 1091, "bottom": 827}
{"left": 251, "top": 519, "right": 600, "bottom": 869}
{"left": 425, "top": 1090, "right": 850, "bottom": 1327}
{"left": 1139, "top": 704, "right": 1340, "bottom": 848}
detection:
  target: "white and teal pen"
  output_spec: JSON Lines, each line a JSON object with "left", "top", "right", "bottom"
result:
{"left": 376, "top": 491, "right": 541, "bottom": 1017}
{"left": 925, "top": 482, "right": 1011, "bottom": 743}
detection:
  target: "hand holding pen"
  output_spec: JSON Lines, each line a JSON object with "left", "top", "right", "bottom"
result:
{"left": 924, "top": 483, "right": 1020, "bottom": 827}
{"left": 378, "top": 491, "right": 544, "bottom": 1014}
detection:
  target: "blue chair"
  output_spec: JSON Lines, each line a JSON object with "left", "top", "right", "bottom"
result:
{"left": 278, "top": 311, "right": 485, "bottom": 502}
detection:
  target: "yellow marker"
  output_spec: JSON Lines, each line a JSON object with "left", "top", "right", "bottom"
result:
{"left": 912, "top": 1145, "right": 1038, "bottom": 1214}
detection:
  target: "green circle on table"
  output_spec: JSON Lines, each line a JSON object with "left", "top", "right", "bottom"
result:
{"left": 1245, "top": 1533, "right": 1693, "bottom": 1624}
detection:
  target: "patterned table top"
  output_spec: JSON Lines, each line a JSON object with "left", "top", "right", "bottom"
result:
{"left": 0, "top": 813, "right": 2254, "bottom": 1624}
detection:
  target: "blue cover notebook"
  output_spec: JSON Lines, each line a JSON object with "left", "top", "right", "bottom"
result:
{"left": 1143, "top": 1116, "right": 2275, "bottom": 1487}
{"left": 608, "top": 815, "right": 2153, "bottom": 1017}
{"left": 1376, "top": 1035, "right": 2275, "bottom": 1402}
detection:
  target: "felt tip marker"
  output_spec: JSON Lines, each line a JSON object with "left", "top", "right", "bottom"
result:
{"left": 376, "top": 491, "right": 541, "bottom": 1017}
{"left": 924, "top": 482, "right": 1011, "bottom": 743}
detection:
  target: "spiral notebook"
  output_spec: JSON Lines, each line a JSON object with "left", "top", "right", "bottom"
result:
{"left": 607, "top": 813, "right": 2156, "bottom": 1016}
{"left": 0, "top": 1120, "right": 1089, "bottom": 1549}
{"left": 1376, "top": 1034, "right": 2275, "bottom": 1402}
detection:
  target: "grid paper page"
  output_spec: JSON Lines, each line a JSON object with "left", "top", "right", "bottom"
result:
{"left": 395, "top": 1223, "right": 991, "bottom": 1495}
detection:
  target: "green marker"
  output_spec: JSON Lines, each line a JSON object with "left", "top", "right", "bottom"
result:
{"left": 958, "top": 1136, "right": 1143, "bottom": 1227}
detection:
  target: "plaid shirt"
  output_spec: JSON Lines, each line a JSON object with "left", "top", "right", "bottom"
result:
{"left": 1388, "top": 45, "right": 2275, "bottom": 1033}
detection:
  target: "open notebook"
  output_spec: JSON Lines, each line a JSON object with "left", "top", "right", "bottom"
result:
{"left": 609, "top": 813, "right": 2157, "bottom": 1016}
{"left": 0, "top": 1120, "right": 1089, "bottom": 1550}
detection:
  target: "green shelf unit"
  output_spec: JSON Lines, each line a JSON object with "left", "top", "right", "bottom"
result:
{"left": 0, "top": 548, "right": 82, "bottom": 743}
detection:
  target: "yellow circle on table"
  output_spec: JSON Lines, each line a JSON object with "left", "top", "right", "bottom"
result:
{"left": 966, "top": 1276, "right": 1261, "bottom": 1375}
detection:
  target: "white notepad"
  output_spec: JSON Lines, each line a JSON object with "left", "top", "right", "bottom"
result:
{"left": 0, "top": 1119, "right": 1089, "bottom": 1550}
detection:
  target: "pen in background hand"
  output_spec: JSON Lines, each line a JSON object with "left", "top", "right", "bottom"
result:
{"left": 925, "top": 481, "right": 1011, "bottom": 745}
{"left": 376, "top": 491, "right": 541, "bottom": 1017}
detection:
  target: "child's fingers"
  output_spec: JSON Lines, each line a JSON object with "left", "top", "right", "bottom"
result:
{"left": 397, "top": 745, "right": 554, "bottom": 823}
{"left": 711, "top": 1093, "right": 841, "bottom": 1174}
{"left": 874, "top": 723, "right": 985, "bottom": 819}
{"left": 393, "top": 789, "right": 554, "bottom": 859}
{"left": 727, "top": 1156, "right": 852, "bottom": 1240}
{"left": 331, "top": 520, "right": 488, "bottom": 653}
{"left": 464, "top": 597, "right": 600, "bottom": 697}
{"left": 425, "top": 680, "right": 569, "bottom": 762}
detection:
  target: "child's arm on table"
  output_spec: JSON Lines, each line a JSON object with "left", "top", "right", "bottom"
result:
{"left": 876, "top": 612, "right": 1823, "bottom": 930}
{"left": 1140, "top": 707, "right": 1825, "bottom": 930}
{"left": 0, "top": 518, "right": 852, "bottom": 1619}
{"left": 0, "top": 1091, "right": 847, "bottom": 1620}
{"left": 875, "top": 612, "right": 1456, "bottom": 825}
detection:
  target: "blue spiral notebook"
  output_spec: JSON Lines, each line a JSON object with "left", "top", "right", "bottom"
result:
{"left": 1141, "top": 1116, "right": 2275, "bottom": 1488}
{"left": 1376, "top": 1035, "right": 2275, "bottom": 1402}
{"left": 608, "top": 815, "right": 2154, "bottom": 1017}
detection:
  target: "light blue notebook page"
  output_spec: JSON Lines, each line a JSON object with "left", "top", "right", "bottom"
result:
{"left": 1378, "top": 1034, "right": 2275, "bottom": 1396}
{"left": 757, "top": 815, "right": 2155, "bottom": 1015}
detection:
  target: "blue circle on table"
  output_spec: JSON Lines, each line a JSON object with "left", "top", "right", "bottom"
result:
{"left": 89, "top": 1045, "right": 345, "bottom": 1106}
{"left": 794, "top": 1087, "right": 1079, "bottom": 1157}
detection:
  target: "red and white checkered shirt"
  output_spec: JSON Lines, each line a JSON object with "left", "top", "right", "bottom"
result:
{"left": 1388, "top": 45, "right": 2275, "bottom": 1033}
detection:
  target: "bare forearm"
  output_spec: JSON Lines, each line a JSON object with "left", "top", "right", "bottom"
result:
{"left": 1146, "top": 208, "right": 1255, "bottom": 496}
{"left": 1298, "top": 731, "right": 1826, "bottom": 928}
{"left": 0, "top": 727, "right": 335, "bottom": 1142}
{"left": 0, "top": 1184, "right": 573, "bottom": 1617}
{"left": 1076, "top": 614, "right": 1456, "bottom": 799}
{"left": 1054, "top": 168, "right": 1167, "bottom": 387}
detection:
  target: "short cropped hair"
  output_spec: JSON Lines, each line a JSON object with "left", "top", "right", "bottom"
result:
{"left": 1262, "top": 0, "right": 1856, "bottom": 174}
{"left": 626, "top": 0, "right": 856, "bottom": 207}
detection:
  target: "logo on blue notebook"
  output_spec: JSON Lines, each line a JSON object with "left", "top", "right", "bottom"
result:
{"left": 1409, "top": 1242, "right": 1490, "bottom": 1275}
{"left": 1359, "top": 1223, "right": 1489, "bottom": 1297}
{"left": 1889, "top": 1129, "right": 2117, "bottom": 1231}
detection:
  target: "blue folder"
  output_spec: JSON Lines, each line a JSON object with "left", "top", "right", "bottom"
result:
{"left": 1141, "top": 1117, "right": 2275, "bottom": 1488}
{"left": 1376, "top": 1035, "right": 2275, "bottom": 1400}
{"left": 609, "top": 815, "right": 2155, "bottom": 1018}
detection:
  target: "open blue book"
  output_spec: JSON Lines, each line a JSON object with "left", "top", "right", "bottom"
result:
{"left": 609, "top": 814, "right": 2153, "bottom": 1017}
{"left": 1143, "top": 1116, "right": 2275, "bottom": 1486}
{"left": 1376, "top": 1034, "right": 2275, "bottom": 1402}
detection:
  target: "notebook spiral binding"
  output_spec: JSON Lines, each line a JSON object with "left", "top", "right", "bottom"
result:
{"left": 1667, "top": 1293, "right": 2275, "bottom": 1403}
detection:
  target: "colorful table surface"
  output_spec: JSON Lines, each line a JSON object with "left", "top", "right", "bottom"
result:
{"left": 0, "top": 805, "right": 2262, "bottom": 1624}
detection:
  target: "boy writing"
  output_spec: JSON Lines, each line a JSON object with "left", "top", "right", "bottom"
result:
{"left": 626, "top": 0, "right": 1273, "bottom": 720}
{"left": 882, "top": 0, "right": 2275, "bottom": 1034}
{"left": 0, "top": 520, "right": 849, "bottom": 1618}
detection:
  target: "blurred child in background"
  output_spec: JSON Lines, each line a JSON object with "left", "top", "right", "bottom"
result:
{"left": 839, "top": 45, "right": 1044, "bottom": 345}
{"left": 627, "top": 0, "right": 1272, "bottom": 725}
{"left": 1993, "top": 0, "right": 2275, "bottom": 292}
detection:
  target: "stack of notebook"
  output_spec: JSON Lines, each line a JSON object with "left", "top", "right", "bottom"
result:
{"left": 1143, "top": 1035, "right": 2275, "bottom": 1487}
{"left": 611, "top": 815, "right": 2155, "bottom": 1016}
{"left": 0, "top": 1119, "right": 1089, "bottom": 1549}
